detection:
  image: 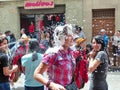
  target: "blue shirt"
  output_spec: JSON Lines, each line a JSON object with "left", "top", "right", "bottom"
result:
{"left": 103, "top": 34, "right": 109, "bottom": 47}
{"left": 21, "top": 53, "right": 43, "bottom": 87}
{"left": 78, "top": 31, "right": 86, "bottom": 38}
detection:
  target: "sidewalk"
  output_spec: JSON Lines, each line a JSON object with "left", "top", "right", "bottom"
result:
{"left": 10, "top": 74, "right": 24, "bottom": 90}
{"left": 83, "top": 72, "right": 120, "bottom": 90}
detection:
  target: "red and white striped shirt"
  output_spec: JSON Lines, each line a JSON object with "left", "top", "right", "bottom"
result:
{"left": 42, "top": 48, "right": 76, "bottom": 87}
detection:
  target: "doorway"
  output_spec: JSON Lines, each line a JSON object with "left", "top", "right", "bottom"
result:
{"left": 92, "top": 9, "right": 115, "bottom": 51}
{"left": 92, "top": 9, "right": 115, "bottom": 37}
{"left": 20, "top": 14, "right": 35, "bottom": 35}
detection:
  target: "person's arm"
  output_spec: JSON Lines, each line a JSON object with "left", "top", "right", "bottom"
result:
{"left": 2, "top": 54, "right": 18, "bottom": 76}
{"left": 34, "top": 62, "right": 66, "bottom": 90}
{"left": 34, "top": 62, "right": 49, "bottom": 85}
{"left": 21, "top": 56, "right": 27, "bottom": 74}
{"left": 3, "top": 65, "right": 18, "bottom": 76}
{"left": 88, "top": 50, "right": 101, "bottom": 73}
{"left": 88, "top": 58, "right": 100, "bottom": 73}
{"left": 22, "top": 67, "right": 25, "bottom": 74}
{"left": 88, "top": 50, "right": 105, "bottom": 73}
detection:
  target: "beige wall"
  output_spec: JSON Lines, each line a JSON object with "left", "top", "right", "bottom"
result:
{"left": 65, "top": 0, "right": 83, "bottom": 26}
{"left": 92, "top": 0, "right": 120, "bottom": 31}
{"left": 0, "top": 2, "right": 20, "bottom": 38}
{"left": 54, "top": 0, "right": 83, "bottom": 25}
{"left": 83, "top": 0, "right": 92, "bottom": 43}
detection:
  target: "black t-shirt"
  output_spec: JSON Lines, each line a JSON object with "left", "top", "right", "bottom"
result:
{"left": 91, "top": 51, "right": 108, "bottom": 80}
{"left": 0, "top": 53, "right": 9, "bottom": 83}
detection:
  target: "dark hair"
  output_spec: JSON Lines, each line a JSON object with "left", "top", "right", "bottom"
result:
{"left": 10, "top": 33, "right": 15, "bottom": 39}
{"left": 92, "top": 35, "right": 105, "bottom": 50}
{"left": 78, "top": 27, "right": 82, "bottom": 31}
{"left": 0, "top": 36, "right": 8, "bottom": 44}
{"left": 75, "top": 25, "right": 78, "bottom": 30}
{"left": 0, "top": 36, "right": 8, "bottom": 52}
{"left": 21, "top": 28, "right": 25, "bottom": 32}
{"left": 117, "top": 30, "right": 120, "bottom": 33}
{"left": 5, "top": 30, "right": 11, "bottom": 35}
{"left": 75, "top": 26, "right": 82, "bottom": 32}
{"left": 86, "top": 44, "right": 92, "bottom": 50}
{"left": 29, "top": 39, "right": 41, "bottom": 61}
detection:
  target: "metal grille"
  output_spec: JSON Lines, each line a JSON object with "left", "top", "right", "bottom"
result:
{"left": 92, "top": 9, "right": 115, "bottom": 18}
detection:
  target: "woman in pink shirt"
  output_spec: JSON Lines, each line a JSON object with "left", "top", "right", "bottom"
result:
{"left": 34, "top": 24, "right": 78, "bottom": 90}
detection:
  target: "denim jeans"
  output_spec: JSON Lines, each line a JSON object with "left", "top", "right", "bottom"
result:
{"left": 25, "top": 85, "right": 44, "bottom": 90}
{"left": 0, "top": 82, "right": 10, "bottom": 90}
{"left": 65, "top": 81, "right": 77, "bottom": 90}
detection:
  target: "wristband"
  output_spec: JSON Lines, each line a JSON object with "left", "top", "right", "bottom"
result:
{"left": 46, "top": 80, "right": 52, "bottom": 87}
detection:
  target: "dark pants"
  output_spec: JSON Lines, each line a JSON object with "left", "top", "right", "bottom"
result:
{"left": 112, "top": 45, "right": 119, "bottom": 66}
{"left": 65, "top": 82, "right": 77, "bottom": 90}
{"left": 25, "top": 85, "right": 44, "bottom": 90}
{"left": 89, "top": 79, "right": 108, "bottom": 90}
{"left": 113, "top": 45, "right": 118, "bottom": 54}
{"left": 0, "top": 82, "right": 10, "bottom": 90}
{"left": 29, "top": 33, "right": 35, "bottom": 38}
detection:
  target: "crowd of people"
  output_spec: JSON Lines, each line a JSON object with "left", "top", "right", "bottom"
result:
{"left": 0, "top": 23, "right": 120, "bottom": 90}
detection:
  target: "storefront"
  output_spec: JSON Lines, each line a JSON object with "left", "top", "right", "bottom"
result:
{"left": 0, "top": 0, "right": 83, "bottom": 39}
{"left": 19, "top": 2, "right": 65, "bottom": 35}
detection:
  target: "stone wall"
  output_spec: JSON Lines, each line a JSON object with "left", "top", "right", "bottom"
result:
{"left": 0, "top": 2, "right": 20, "bottom": 38}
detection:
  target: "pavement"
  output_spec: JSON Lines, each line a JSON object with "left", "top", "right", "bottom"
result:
{"left": 10, "top": 74, "right": 24, "bottom": 90}
{"left": 83, "top": 71, "right": 120, "bottom": 90}
{"left": 11, "top": 71, "right": 120, "bottom": 90}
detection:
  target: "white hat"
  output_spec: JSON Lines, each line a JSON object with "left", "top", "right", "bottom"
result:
{"left": 100, "top": 29, "right": 106, "bottom": 32}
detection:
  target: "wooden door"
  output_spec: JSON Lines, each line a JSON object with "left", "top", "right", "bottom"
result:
{"left": 92, "top": 18, "right": 115, "bottom": 37}
{"left": 92, "top": 9, "right": 115, "bottom": 51}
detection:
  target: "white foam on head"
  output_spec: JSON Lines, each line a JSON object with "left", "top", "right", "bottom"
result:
{"left": 53, "top": 24, "right": 75, "bottom": 46}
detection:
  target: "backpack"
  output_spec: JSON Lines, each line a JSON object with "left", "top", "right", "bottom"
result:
{"left": 74, "top": 50, "right": 88, "bottom": 89}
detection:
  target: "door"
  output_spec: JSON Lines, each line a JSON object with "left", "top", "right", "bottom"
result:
{"left": 92, "top": 18, "right": 115, "bottom": 37}
{"left": 92, "top": 9, "right": 115, "bottom": 51}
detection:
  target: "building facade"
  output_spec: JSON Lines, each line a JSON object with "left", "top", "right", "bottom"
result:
{"left": 0, "top": 0, "right": 120, "bottom": 43}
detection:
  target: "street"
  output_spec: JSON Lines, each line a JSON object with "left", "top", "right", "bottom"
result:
{"left": 83, "top": 71, "right": 120, "bottom": 90}
{"left": 11, "top": 71, "right": 120, "bottom": 90}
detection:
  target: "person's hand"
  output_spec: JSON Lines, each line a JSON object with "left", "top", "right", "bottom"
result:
{"left": 49, "top": 82, "right": 66, "bottom": 90}
{"left": 89, "top": 50, "right": 97, "bottom": 58}
{"left": 12, "top": 65, "right": 18, "bottom": 72}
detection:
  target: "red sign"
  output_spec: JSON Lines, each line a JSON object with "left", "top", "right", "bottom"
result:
{"left": 24, "top": 0, "right": 54, "bottom": 9}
